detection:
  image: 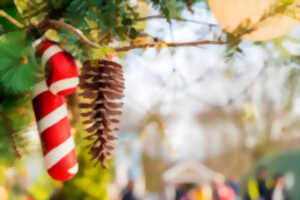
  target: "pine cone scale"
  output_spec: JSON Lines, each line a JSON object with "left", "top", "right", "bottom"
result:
{"left": 80, "top": 59, "right": 125, "bottom": 168}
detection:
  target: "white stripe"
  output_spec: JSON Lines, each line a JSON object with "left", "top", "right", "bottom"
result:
{"left": 44, "top": 136, "right": 75, "bottom": 170}
{"left": 42, "top": 45, "right": 62, "bottom": 66}
{"left": 37, "top": 104, "right": 67, "bottom": 133}
{"left": 49, "top": 77, "right": 79, "bottom": 94}
{"left": 32, "top": 36, "right": 45, "bottom": 48}
{"left": 68, "top": 164, "right": 78, "bottom": 174}
{"left": 31, "top": 81, "right": 48, "bottom": 99}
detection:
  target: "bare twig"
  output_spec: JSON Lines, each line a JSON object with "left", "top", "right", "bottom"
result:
{"left": 138, "top": 15, "right": 165, "bottom": 20}
{"left": 22, "top": 0, "right": 34, "bottom": 7}
{"left": 138, "top": 15, "right": 218, "bottom": 27}
{"left": 0, "top": 10, "right": 24, "bottom": 28}
{"left": 115, "top": 40, "right": 224, "bottom": 52}
{"left": 13, "top": 0, "right": 23, "bottom": 15}
{"left": 174, "top": 17, "right": 218, "bottom": 27}
{"left": 9, "top": 130, "right": 22, "bottom": 159}
{"left": 22, "top": 3, "right": 48, "bottom": 19}
{"left": 232, "top": 0, "right": 295, "bottom": 38}
{"left": 1, "top": 115, "right": 21, "bottom": 159}
{"left": 45, "top": 19, "right": 100, "bottom": 48}
{"left": 44, "top": 19, "right": 224, "bottom": 52}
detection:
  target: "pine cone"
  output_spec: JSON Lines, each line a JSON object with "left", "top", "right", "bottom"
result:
{"left": 79, "top": 59, "right": 125, "bottom": 168}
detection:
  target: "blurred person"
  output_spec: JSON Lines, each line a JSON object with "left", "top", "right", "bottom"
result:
{"left": 202, "top": 185, "right": 213, "bottom": 200}
{"left": 0, "top": 185, "right": 8, "bottom": 200}
{"left": 227, "top": 176, "right": 239, "bottom": 196}
{"left": 188, "top": 185, "right": 212, "bottom": 200}
{"left": 188, "top": 186, "right": 203, "bottom": 200}
{"left": 212, "top": 181, "right": 220, "bottom": 200}
{"left": 176, "top": 184, "right": 188, "bottom": 200}
{"left": 213, "top": 175, "right": 235, "bottom": 200}
{"left": 108, "top": 183, "right": 121, "bottom": 200}
{"left": 246, "top": 167, "right": 272, "bottom": 200}
{"left": 122, "top": 180, "right": 138, "bottom": 200}
{"left": 180, "top": 189, "right": 192, "bottom": 200}
{"left": 269, "top": 173, "right": 289, "bottom": 200}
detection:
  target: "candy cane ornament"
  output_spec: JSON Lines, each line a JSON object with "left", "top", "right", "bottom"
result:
{"left": 31, "top": 81, "right": 78, "bottom": 181}
{"left": 33, "top": 38, "right": 79, "bottom": 96}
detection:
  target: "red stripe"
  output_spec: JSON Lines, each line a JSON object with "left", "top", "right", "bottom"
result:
{"left": 47, "top": 149, "right": 77, "bottom": 181}
{"left": 46, "top": 52, "right": 78, "bottom": 83}
{"left": 57, "top": 88, "right": 77, "bottom": 96}
{"left": 41, "top": 117, "right": 71, "bottom": 154}
{"left": 35, "top": 40, "right": 79, "bottom": 96}
{"left": 35, "top": 40, "right": 57, "bottom": 57}
{"left": 32, "top": 91, "right": 65, "bottom": 120}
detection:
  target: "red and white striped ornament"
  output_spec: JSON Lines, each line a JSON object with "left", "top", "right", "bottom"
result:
{"left": 33, "top": 38, "right": 79, "bottom": 96}
{"left": 31, "top": 81, "right": 78, "bottom": 181}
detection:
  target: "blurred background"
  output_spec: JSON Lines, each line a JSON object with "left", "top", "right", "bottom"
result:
{"left": 0, "top": 0, "right": 300, "bottom": 200}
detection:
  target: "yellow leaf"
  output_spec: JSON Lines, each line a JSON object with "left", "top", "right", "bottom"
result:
{"left": 133, "top": 37, "right": 152, "bottom": 45}
{"left": 242, "top": 103, "right": 257, "bottom": 123}
{"left": 225, "top": 69, "right": 233, "bottom": 80}
{"left": 160, "top": 42, "right": 168, "bottom": 48}
{"left": 134, "top": 21, "right": 147, "bottom": 30}
{"left": 84, "top": 18, "right": 98, "bottom": 28}
{"left": 154, "top": 41, "right": 168, "bottom": 51}
{"left": 44, "top": 29, "right": 59, "bottom": 42}
{"left": 89, "top": 46, "right": 116, "bottom": 60}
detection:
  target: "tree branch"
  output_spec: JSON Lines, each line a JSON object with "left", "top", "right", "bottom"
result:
{"left": 138, "top": 15, "right": 165, "bottom": 20}
{"left": 115, "top": 40, "right": 224, "bottom": 52}
{"left": 0, "top": 10, "right": 24, "bottom": 28}
{"left": 45, "top": 19, "right": 100, "bottom": 48}
{"left": 138, "top": 15, "right": 218, "bottom": 27}
{"left": 43, "top": 19, "right": 224, "bottom": 52}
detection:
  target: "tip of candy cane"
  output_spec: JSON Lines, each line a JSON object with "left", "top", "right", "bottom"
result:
{"left": 48, "top": 167, "right": 78, "bottom": 182}
{"left": 68, "top": 164, "right": 79, "bottom": 174}
{"left": 47, "top": 150, "right": 78, "bottom": 182}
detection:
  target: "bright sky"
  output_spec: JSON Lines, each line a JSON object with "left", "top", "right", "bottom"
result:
{"left": 121, "top": 2, "right": 300, "bottom": 161}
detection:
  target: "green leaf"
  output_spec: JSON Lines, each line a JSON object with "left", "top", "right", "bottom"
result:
{"left": 0, "top": 31, "right": 40, "bottom": 96}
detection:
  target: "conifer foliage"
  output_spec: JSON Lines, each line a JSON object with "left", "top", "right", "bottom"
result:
{"left": 0, "top": 31, "right": 39, "bottom": 96}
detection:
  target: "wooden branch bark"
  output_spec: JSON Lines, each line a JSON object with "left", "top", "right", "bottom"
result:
{"left": 0, "top": 10, "right": 24, "bottom": 28}
{"left": 45, "top": 19, "right": 101, "bottom": 48}
{"left": 115, "top": 40, "right": 224, "bottom": 52}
